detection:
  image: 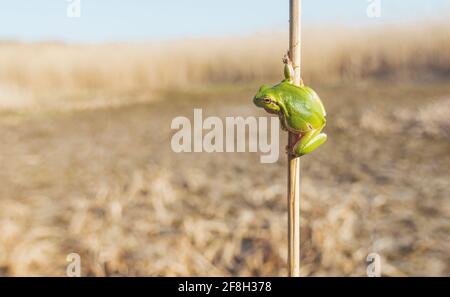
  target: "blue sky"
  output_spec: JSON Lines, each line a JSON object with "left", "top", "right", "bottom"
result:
{"left": 0, "top": 0, "right": 448, "bottom": 42}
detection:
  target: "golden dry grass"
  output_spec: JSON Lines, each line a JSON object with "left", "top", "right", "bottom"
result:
{"left": 0, "top": 22, "right": 449, "bottom": 110}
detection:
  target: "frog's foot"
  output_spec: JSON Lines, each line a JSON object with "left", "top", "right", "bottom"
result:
{"left": 282, "top": 53, "right": 290, "bottom": 65}
{"left": 283, "top": 54, "right": 295, "bottom": 83}
{"left": 283, "top": 54, "right": 304, "bottom": 86}
{"left": 293, "top": 128, "right": 327, "bottom": 157}
{"left": 280, "top": 122, "right": 288, "bottom": 132}
{"left": 286, "top": 133, "right": 301, "bottom": 156}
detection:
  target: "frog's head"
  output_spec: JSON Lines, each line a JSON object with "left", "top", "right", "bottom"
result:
{"left": 253, "top": 85, "right": 282, "bottom": 114}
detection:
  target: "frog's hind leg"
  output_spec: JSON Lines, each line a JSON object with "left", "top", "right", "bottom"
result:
{"left": 293, "top": 125, "right": 327, "bottom": 157}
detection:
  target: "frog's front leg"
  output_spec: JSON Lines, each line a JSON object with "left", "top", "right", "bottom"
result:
{"left": 278, "top": 113, "right": 288, "bottom": 132}
{"left": 293, "top": 124, "right": 327, "bottom": 157}
{"left": 282, "top": 54, "right": 304, "bottom": 87}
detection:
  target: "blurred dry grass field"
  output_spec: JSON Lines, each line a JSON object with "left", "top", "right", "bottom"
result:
{"left": 0, "top": 23, "right": 449, "bottom": 276}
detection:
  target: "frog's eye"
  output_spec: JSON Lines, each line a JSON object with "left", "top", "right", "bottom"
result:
{"left": 263, "top": 98, "right": 272, "bottom": 104}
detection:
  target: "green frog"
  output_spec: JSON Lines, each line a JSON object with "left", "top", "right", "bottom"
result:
{"left": 253, "top": 58, "right": 327, "bottom": 157}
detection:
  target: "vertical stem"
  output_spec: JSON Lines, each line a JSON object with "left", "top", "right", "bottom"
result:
{"left": 288, "top": 0, "right": 301, "bottom": 277}
{"left": 289, "top": 0, "right": 302, "bottom": 86}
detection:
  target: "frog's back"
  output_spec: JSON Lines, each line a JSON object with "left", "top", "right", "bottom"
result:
{"left": 275, "top": 82, "right": 326, "bottom": 132}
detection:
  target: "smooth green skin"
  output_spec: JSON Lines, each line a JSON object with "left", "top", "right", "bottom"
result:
{"left": 253, "top": 78, "right": 327, "bottom": 157}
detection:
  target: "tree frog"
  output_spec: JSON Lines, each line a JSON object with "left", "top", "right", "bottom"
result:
{"left": 253, "top": 58, "right": 327, "bottom": 157}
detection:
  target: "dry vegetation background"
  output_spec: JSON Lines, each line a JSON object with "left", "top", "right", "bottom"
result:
{"left": 0, "top": 22, "right": 449, "bottom": 276}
